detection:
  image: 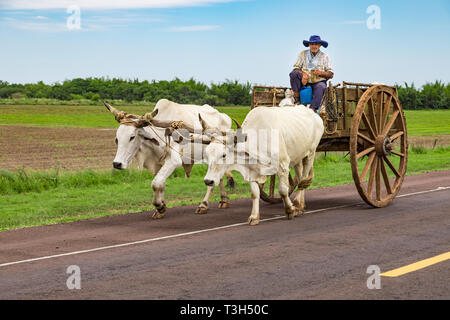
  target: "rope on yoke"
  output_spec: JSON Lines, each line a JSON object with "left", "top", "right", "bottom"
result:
{"left": 147, "top": 123, "right": 189, "bottom": 162}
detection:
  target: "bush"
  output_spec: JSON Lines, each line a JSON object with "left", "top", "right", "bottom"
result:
{"left": 11, "top": 92, "right": 24, "bottom": 99}
{"left": 410, "top": 145, "right": 427, "bottom": 154}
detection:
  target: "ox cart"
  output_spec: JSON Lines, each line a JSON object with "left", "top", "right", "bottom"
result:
{"left": 251, "top": 82, "right": 408, "bottom": 208}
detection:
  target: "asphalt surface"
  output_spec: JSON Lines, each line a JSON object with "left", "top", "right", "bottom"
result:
{"left": 0, "top": 170, "right": 449, "bottom": 300}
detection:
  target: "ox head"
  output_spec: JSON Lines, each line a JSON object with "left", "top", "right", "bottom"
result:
{"left": 105, "top": 102, "right": 159, "bottom": 170}
{"left": 201, "top": 116, "right": 247, "bottom": 187}
{"left": 203, "top": 136, "right": 234, "bottom": 186}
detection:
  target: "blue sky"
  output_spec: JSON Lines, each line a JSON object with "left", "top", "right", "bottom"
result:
{"left": 0, "top": 0, "right": 449, "bottom": 87}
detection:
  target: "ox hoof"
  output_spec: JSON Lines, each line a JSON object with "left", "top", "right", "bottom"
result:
{"left": 152, "top": 211, "right": 166, "bottom": 220}
{"left": 218, "top": 201, "right": 230, "bottom": 209}
{"left": 152, "top": 203, "right": 166, "bottom": 219}
{"left": 285, "top": 206, "right": 297, "bottom": 220}
{"left": 195, "top": 206, "right": 208, "bottom": 215}
{"left": 293, "top": 207, "right": 304, "bottom": 217}
{"left": 248, "top": 217, "right": 260, "bottom": 226}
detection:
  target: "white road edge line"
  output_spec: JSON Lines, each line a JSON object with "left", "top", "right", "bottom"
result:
{"left": 0, "top": 186, "right": 449, "bottom": 268}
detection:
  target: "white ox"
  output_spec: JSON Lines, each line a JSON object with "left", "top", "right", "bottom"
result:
{"left": 105, "top": 98, "right": 236, "bottom": 219}
{"left": 202, "top": 105, "right": 324, "bottom": 225}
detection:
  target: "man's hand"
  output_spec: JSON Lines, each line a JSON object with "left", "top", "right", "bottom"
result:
{"left": 313, "top": 69, "right": 334, "bottom": 79}
{"left": 300, "top": 70, "right": 309, "bottom": 85}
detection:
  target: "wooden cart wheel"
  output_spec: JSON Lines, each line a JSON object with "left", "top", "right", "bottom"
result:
{"left": 350, "top": 85, "right": 408, "bottom": 208}
{"left": 259, "top": 173, "right": 296, "bottom": 204}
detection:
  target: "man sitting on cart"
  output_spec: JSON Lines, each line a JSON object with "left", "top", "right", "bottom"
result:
{"left": 289, "top": 35, "right": 334, "bottom": 111}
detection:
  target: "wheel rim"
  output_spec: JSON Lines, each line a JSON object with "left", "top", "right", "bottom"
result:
{"left": 259, "top": 173, "right": 296, "bottom": 204}
{"left": 350, "top": 85, "right": 408, "bottom": 208}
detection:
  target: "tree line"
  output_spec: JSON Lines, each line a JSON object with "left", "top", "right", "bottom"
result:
{"left": 0, "top": 78, "right": 448, "bottom": 109}
{"left": 397, "top": 81, "right": 449, "bottom": 110}
{"left": 0, "top": 78, "right": 252, "bottom": 106}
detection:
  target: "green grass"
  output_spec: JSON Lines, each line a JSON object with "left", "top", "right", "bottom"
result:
{"left": 0, "top": 105, "right": 155, "bottom": 128}
{"left": 0, "top": 105, "right": 448, "bottom": 135}
{"left": 0, "top": 104, "right": 249, "bottom": 129}
{"left": 403, "top": 110, "right": 450, "bottom": 136}
{"left": 1, "top": 147, "right": 449, "bottom": 231}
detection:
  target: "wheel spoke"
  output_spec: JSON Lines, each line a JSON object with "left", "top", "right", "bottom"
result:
{"left": 381, "top": 94, "right": 393, "bottom": 132}
{"left": 376, "top": 92, "right": 383, "bottom": 133}
{"left": 358, "top": 132, "right": 375, "bottom": 145}
{"left": 368, "top": 98, "right": 379, "bottom": 135}
{"left": 389, "top": 131, "right": 404, "bottom": 141}
{"left": 380, "top": 158, "right": 393, "bottom": 195}
{"left": 357, "top": 146, "right": 376, "bottom": 160}
{"left": 367, "top": 155, "right": 378, "bottom": 197}
{"left": 381, "top": 110, "right": 400, "bottom": 137}
{"left": 360, "top": 151, "right": 376, "bottom": 181}
{"left": 391, "top": 150, "right": 405, "bottom": 157}
{"left": 376, "top": 157, "right": 381, "bottom": 201}
{"left": 383, "top": 155, "right": 400, "bottom": 178}
{"left": 361, "top": 112, "right": 377, "bottom": 139}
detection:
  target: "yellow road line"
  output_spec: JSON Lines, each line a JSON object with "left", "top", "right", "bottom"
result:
{"left": 381, "top": 252, "right": 450, "bottom": 277}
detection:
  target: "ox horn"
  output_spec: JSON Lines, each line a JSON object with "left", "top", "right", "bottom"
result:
{"left": 199, "top": 113, "right": 229, "bottom": 137}
{"left": 104, "top": 101, "right": 118, "bottom": 116}
{"left": 142, "top": 108, "right": 159, "bottom": 122}
{"left": 131, "top": 109, "right": 159, "bottom": 128}
{"left": 198, "top": 113, "right": 210, "bottom": 133}
{"left": 232, "top": 118, "right": 242, "bottom": 129}
{"left": 104, "top": 101, "right": 127, "bottom": 122}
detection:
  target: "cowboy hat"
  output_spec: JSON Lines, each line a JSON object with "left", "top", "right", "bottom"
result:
{"left": 303, "top": 35, "right": 328, "bottom": 48}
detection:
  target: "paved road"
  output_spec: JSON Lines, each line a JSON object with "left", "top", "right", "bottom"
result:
{"left": 0, "top": 171, "right": 449, "bottom": 299}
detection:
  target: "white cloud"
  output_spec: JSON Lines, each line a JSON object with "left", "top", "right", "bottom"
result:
{"left": 1, "top": 17, "right": 106, "bottom": 32}
{"left": 168, "top": 25, "right": 220, "bottom": 32}
{"left": 0, "top": 0, "right": 238, "bottom": 10}
{"left": 85, "top": 15, "right": 164, "bottom": 24}
{"left": 34, "top": 15, "right": 48, "bottom": 19}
